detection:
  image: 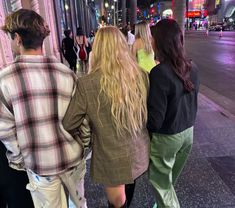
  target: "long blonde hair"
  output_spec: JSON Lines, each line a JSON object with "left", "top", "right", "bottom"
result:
{"left": 90, "top": 26, "right": 148, "bottom": 137}
{"left": 135, "top": 22, "right": 153, "bottom": 54}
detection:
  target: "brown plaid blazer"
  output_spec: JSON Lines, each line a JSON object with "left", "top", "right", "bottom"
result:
{"left": 63, "top": 70, "right": 150, "bottom": 186}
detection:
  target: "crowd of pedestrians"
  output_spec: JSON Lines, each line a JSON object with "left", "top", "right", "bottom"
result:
{"left": 0, "top": 9, "right": 199, "bottom": 208}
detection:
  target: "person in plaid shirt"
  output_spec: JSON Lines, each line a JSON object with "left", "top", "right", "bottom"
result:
{"left": 0, "top": 9, "right": 87, "bottom": 208}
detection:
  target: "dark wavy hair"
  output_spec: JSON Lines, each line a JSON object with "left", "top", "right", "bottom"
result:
{"left": 152, "top": 19, "right": 194, "bottom": 92}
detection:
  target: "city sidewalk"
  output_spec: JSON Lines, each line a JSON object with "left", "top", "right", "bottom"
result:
{"left": 83, "top": 93, "right": 235, "bottom": 208}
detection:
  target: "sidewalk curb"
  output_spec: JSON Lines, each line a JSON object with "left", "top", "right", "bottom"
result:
{"left": 199, "top": 92, "right": 235, "bottom": 122}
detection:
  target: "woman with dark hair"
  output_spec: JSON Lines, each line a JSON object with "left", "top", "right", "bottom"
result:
{"left": 62, "top": 29, "right": 77, "bottom": 72}
{"left": 147, "top": 19, "right": 199, "bottom": 208}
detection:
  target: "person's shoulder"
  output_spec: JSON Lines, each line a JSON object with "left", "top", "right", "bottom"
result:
{"left": 150, "top": 62, "right": 170, "bottom": 75}
{"left": 78, "top": 71, "right": 101, "bottom": 88}
{"left": 80, "top": 70, "right": 101, "bottom": 81}
{"left": 54, "top": 62, "right": 76, "bottom": 76}
{"left": 0, "top": 63, "right": 17, "bottom": 80}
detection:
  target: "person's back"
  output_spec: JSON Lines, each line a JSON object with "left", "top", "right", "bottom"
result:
{"left": 0, "top": 9, "right": 87, "bottom": 208}
{"left": 148, "top": 61, "right": 199, "bottom": 134}
{"left": 62, "top": 30, "right": 77, "bottom": 72}
{"left": 63, "top": 26, "right": 149, "bottom": 208}
{"left": 62, "top": 37, "right": 76, "bottom": 57}
{"left": 133, "top": 22, "right": 156, "bottom": 73}
{"left": 136, "top": 40, "right": 155, "bottom": 73}
{"left": 0, "top": 56, "right": 82, "bottom": 175}
{"left": 71, "top": 70, "right": 149, "bottom": 182}
{"left": 147, "top": 19, "right": 199, "bottom": 208}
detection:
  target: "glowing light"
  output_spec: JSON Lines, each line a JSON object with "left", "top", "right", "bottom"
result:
{"left": 65, "top": 4, "right": 69, "bottom": 10}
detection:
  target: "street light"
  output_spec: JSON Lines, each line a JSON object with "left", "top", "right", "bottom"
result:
{"left": 65, "top": 4, "right": 69, "bottom": 11}
{"left": 105, "top": 2, "right": 109, "bottom": 8}
{"left": 111, "top": 5, "right": 115, "bottom": 10}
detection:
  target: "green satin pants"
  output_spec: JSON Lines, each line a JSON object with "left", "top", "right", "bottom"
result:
{"left": 149, "top": 127, "right": 193, "bottom": 208}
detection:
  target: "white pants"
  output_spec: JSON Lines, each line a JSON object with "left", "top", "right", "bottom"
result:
{"left": 26, "top": 160, "right": 87, "bottom": 208}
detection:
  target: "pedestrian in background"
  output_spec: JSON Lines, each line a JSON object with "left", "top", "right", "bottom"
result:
{"left": 132, "top": 21, "right": 156, "bottom": 73}
{"left": 0, "top": 9, "right": 87, "bottom": 208}
{"left": 147, "top": 19, "right": 199, "bottom": 208}
{"left": 63, "top": 26, "right": 150, "bottom": 208}
{"left": 121, "top": 25, "right": 135, "bottom": 48}
{"left": 62, "top": 29, "right": 77, "bottom": 73}
{"left": 75, "top": 27, "right": 89, "bottom": 74}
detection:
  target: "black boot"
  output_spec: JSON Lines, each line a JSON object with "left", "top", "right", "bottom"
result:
{"left": 108, "top": 200, "right": 127, "bottom": 208}
{"left": 125, "top": 181, "right": 136, "bottom": 207}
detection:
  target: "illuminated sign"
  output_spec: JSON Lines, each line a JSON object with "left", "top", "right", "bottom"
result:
{"left": 215, "top": 0, "right": 220, "bottom": 6}
{"left": 185, "top": 10, "right": 208, "bottom": 18}
{"left": 186, "top": 11, "right": 201, "bottom": 17}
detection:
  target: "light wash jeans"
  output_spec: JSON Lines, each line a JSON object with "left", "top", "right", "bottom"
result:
{"left": 26, "top": 159, "right": 87, "bottom": 208}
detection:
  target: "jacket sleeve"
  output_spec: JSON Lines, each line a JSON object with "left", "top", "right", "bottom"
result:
{"left": 62, "top": 79, "right": 88, "bottom": 137}
{"left": 0, "top": 86, "right": 23, "bottom": 168}
{"left": 147, "top": 67, "right": 169, "bottom": 132}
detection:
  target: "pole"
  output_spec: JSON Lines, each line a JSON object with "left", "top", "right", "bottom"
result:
{"left": 186, "top": 0, "right": 189, "bottom": 30}
{"left": 173, "top": 0, "right": 186, "bottom": 35}
{"left": 130, "top": 0, "right": 137, "bottom": 27}
{"left": 113, "top": 2, "right": 116, "bottom": 26}
{"left": 122, "top": 0, "right": 126, "bottom": 27}
{"left": 117, "top": 0, "right": 119, "bottom": 26}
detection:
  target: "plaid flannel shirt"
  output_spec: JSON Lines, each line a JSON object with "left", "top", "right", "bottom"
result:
{"left": 0, "top": 55, "right": 84, "bottom": 176}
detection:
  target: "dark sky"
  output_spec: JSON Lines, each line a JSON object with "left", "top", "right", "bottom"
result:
{"left": 137, "top": 0, "right": 155, "bottom": 7}
{"left": 127, "top": 0, "right": 169, "bottom": 8}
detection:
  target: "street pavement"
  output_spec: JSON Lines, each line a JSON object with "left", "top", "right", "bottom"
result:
{"left": 185, "top": 30, "right": 235, "bottom": 117}
{"left": 84, "top": 93, "right": 235, "bottom": 208}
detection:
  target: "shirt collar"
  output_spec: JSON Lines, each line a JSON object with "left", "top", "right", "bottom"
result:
{"left": 15, "top": 55, "right": 60, "bottom": 64}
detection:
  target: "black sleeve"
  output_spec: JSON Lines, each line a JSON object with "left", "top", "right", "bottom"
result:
{"left": 147, "top": 66, "right": 169, "bottom": 132}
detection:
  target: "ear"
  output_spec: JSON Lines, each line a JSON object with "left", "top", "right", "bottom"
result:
{"left": 14, "top": 33, "right": 22, "bottom": 46}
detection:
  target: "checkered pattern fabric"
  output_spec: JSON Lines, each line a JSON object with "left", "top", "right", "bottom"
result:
{"left": 0, "top": 55, "right": 83, "bottom": 176}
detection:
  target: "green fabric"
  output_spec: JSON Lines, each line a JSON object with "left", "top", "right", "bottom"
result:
{"left": 149, "top": 127, "right": 193, "bottom": 208}
{"left": 137, "top": 49, "right": 156, "bottom": 73}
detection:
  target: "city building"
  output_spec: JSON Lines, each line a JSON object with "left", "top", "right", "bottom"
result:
{"left": 0, "top": 0, "right": 98, "bottom": 68}
{"left": 205, "top": 0, "right": 235, "bottom": 24}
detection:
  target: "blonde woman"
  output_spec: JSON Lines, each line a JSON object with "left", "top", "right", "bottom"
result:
{"left": 132, "top": 21, "right": 156, "bottom": 73}
{"left": 63, "top": 26, "right": 149, "bottom": 208}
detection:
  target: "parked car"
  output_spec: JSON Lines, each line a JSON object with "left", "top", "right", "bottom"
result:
{"left": 209, "top": 23, "right": 223, "bottom": 31}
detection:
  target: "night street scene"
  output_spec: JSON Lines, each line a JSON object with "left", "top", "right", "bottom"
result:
{"left": 0, "top": 0, "right": 235, "bottom": 208}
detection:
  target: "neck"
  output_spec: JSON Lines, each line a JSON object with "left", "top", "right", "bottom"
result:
{"left": 20, "top": 47, "right": 43, "bottom": 56}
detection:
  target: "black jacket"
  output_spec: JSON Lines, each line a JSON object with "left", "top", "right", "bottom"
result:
{"left": 62, "top": 37, "right": 77, "bottom": 59}
{"left": 147, "top": 61, "right": 199, "bottom": 134}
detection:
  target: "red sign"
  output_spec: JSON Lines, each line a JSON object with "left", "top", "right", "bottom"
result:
{"left": 186, "top": 11, "right": 201, "bottom": 18}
